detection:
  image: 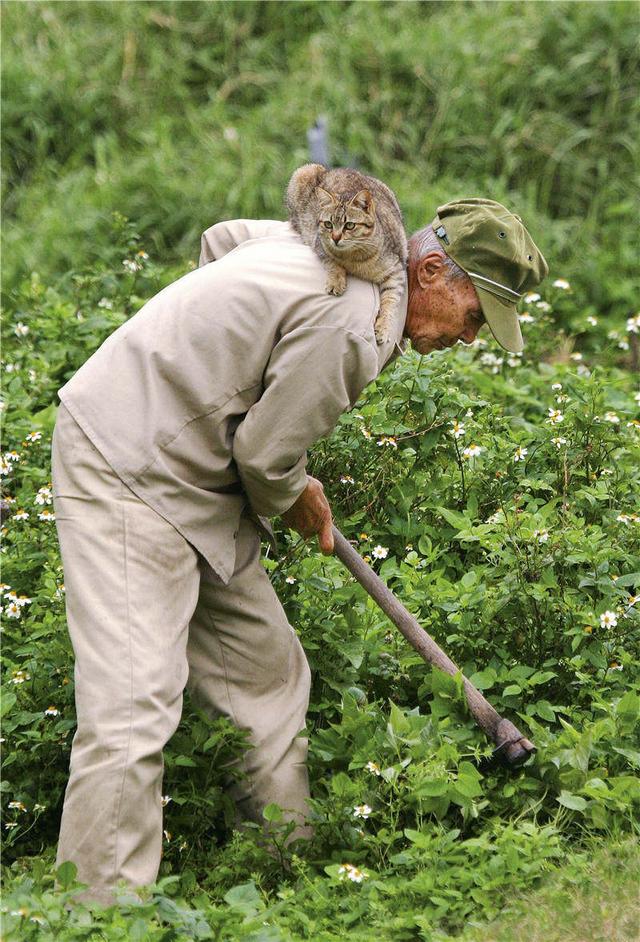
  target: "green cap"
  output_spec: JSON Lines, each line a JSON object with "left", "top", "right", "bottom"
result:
{"left": 432, "top": 198, "right": 548, "bottom": 353}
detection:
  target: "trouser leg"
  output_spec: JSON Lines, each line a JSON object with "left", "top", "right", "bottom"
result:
{"left": 52, "top": 405, "right": 201, "bottom": 904}
{"left": 186, "top": 514, "right": 312, "bottom": 840}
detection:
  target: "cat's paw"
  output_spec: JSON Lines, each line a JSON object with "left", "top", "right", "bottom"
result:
{"left": 325, "top": 270, "right": 347, "bottom": 296}
{"left": 374, "top": 310, "right": 391, "bottom": 344}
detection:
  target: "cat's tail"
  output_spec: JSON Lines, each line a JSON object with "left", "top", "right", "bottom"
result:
{"left": 285, "top": 163, "right": 328, "bottom": 225}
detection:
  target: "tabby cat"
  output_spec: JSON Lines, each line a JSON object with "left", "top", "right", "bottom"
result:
{"left": 286, "top": 164, "right": 408, "bottom": 344}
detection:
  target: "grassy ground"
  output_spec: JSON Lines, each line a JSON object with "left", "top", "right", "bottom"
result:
{"left": 462, "top": 837, "right": 639, "bottom": 942}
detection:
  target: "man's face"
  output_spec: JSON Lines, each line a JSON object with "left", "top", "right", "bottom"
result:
{"left": 404, "top": 251, "right": 485, "bottom": 355}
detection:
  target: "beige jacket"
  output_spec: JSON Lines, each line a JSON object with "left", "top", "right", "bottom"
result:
{"left": 58, "top": 219, "right": 408, "bottom": 584}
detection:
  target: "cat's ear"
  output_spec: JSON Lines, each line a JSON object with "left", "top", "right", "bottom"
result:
{"left": 349, "top": 189, "right": 374, "bottom": 213}
{"left": 316, "top": 187, "right": 337, "bottom": 211}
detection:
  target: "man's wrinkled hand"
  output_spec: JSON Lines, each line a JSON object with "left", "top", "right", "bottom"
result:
{"left": 281, "top": 476, "right": 334, "bottom": 555}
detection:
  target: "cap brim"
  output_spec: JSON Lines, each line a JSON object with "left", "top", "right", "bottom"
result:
{"left": 475, "top": 286, "right": 524, "bottom": 353}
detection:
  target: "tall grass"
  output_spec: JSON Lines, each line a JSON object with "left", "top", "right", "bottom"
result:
{"left": 2, "top": 0, "right": 638, "bottom": 315}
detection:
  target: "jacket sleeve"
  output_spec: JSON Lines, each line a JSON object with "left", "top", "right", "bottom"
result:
{"left": 232, "top": 325, "right": 379, "bottom": 518}
{"left": 199, "top": 219, "right": 288, "bottom": 266}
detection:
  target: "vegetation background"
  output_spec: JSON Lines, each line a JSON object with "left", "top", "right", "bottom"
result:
{"left": 1, "top": 1, "right": 639, "bottom": 940}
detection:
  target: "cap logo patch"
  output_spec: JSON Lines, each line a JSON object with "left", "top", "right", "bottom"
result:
{"left": 435, "top": 225, "right": 450, "bottom": 245}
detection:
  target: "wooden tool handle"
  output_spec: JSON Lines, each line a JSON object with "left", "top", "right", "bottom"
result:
{"left": 331, "top": 526, "right": 535, "bottom": 765}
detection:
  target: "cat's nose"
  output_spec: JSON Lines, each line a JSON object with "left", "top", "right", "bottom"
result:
{"left": 331, "top": 233, "right": 341, "bottom": 243}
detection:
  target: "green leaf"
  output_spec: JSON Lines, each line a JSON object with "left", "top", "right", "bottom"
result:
{"left": 262, "top": 802, "right": 283, "bottom": 823}
{"left": 558, "top": 791, "right": 588, "bottom": 811}
{"left": 616, "top": 690, "right": 639, "bottom": 723}
{"left": 415, "top": 779, "right": 449, "bottom": 797}
{"left": 503, "top": 684, "right": 522, "bottom": 696}
{"left": 224, "top": 881, "right": 264, "bottom": 917}
{"left": 535, "top": 701, "right": 557, "bottom": 722}
{"left": 431, "top": 668, "right": 460, "bottom": 699}
{"left": 436, "top": 506, "right": 470, "bottom": 531}
{"left": 468, "top": 669, "right": 496, "bottom": 691}
{"left": 0, "top": 692, "right": 17, "bottom": 718}
{"left": 454, "top": 775, "right": 483, "bottom": 798}
{"left": 56, "top": 860, "right": 78, "bottom": 889}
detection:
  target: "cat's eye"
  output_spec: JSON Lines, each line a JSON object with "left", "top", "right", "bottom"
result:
{"left": 323, "top": 221, "right": 332, "bottom": 229}
{"left": 344, "top": 222, "right": 356, "bottom": 230}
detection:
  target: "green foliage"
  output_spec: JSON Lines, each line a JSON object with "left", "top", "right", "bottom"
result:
{"left": 2, "top": 1, "right": 639, "bottom": 320}
{"left": 2, "top": 212, "right": 639, "bottom": 938}
{"left": 1, "top": 2, "right": 639, "bottom": 936}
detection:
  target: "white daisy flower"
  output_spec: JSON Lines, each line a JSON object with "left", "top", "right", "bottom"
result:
{"left": 533, "top": 529, "right": 549, "bottom": 544}
{"left": 536, "top": 301, "right": 552, "bottom": 313}
{"left": 513, "top": 446, "right": 528, "bottom": 462}
{"left": 160, "top": 795, "right": 172, "bottom": 807}
{"left": 14, "top": 322, "right": 29, "bottom": 337}
{"left": 600, "top": 611, "right": 617, "bottom": 629}
{"left": 37, "top": 510, "right": 55, "bottom": 521}
{"left": 450, "top": 420, "right": 465, "bottom": 439}
{"left": 552, "top": 279, "right": 570, "bottom": 290}
{"left": 372, "top": 545, "right": 388, "bottom": 560}
{"left": 523, "top": 293, "right": 540, "bottom": 303}
{"left": 353, "top": 804, "right": 372, "bottom": 819}
{"left": 547, "top": 409, "right": 564, "bottom": 425}
{"left": 122, "top": 258, "right": 142, "bottom": 273}
{"left": 8, "top": 801, "right": 27, "bottom": 812}
{"left": 44, "top": 706, "right": 59, "bottom": 717}
{"left": 340, "top": 475, "right": 355, "bottom": 484}
{"left": 338, "top": 863, "right": 368, "bottom": 883}
{"left": 604, "top": 412, "right": 620, "bottom": 424}
{"left": 4, "top": 451, "right": 20, "bottom": 463}
{"left": 5, "top": 602, "right": 21, "bottom": 619}
{"left": 34, "top": 487, "right": 52, "bottom": 505}
{"left": 98, "top": 297, "right": 113, "bottom": 309}
{"left": 462, "top": 444, "right": 483, "bottom": 459}
{"left": 285, "top": 576, "right": 296, "bottom": 584}
{"left": 518, "top": 312, "right": 535, "bottom": 324}
{"left": 11, "top": 670, "right": 30, "bottom": 684}
{"left": 551, "top": 437, "right": 567, "bottom": 449}
{"left": 570, "top": 352, "right": 583, "bottom": 362}
{"left": 586, "top": 316, "right": 598, "bottom": 327}
{"left": 626, "top": 314, "right": 640, "bottom": 334}
{"left": 13, "top": 511, "right": 30, "bottom": 521}
{"left": 25, "top": 431, "right": 42, "bottom": 443}
{"left": 366, "top": 761, "right": 381, "bottom": 776}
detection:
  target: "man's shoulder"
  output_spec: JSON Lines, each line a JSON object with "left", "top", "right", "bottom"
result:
{"left": 201, "top": 223, "right": 380, "bottom": 337}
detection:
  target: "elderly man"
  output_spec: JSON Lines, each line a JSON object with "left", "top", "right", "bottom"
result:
{"left": 52, "top": 197, "right": 547, "bottom": 903}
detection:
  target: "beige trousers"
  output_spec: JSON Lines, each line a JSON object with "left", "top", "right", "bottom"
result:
{"left": 51, "top": 404, "right": 311, "bottom": 905}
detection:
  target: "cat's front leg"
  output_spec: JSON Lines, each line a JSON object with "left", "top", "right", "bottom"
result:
{"left": 374, "top": 263, "right": 405, "bottom": 344}
{"left": 324, "top": 260, "right": 348, "bottom": 296}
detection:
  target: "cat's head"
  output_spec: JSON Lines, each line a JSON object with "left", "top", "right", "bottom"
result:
{"left": 315, "top": 188, "right": 376, "bottom": 255}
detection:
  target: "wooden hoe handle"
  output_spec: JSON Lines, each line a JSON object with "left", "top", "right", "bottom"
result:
{"left": 331, "top": 526, "right": 535, "bottom": 766}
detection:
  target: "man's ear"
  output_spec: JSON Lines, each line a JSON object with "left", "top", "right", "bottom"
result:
{"left": 417, "top": 251, "right": 447, "bottom": 289}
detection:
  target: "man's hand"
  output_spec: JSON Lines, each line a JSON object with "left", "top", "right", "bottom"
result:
{"left": 281, "top": 476, "right": 334, "bottom": 555}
